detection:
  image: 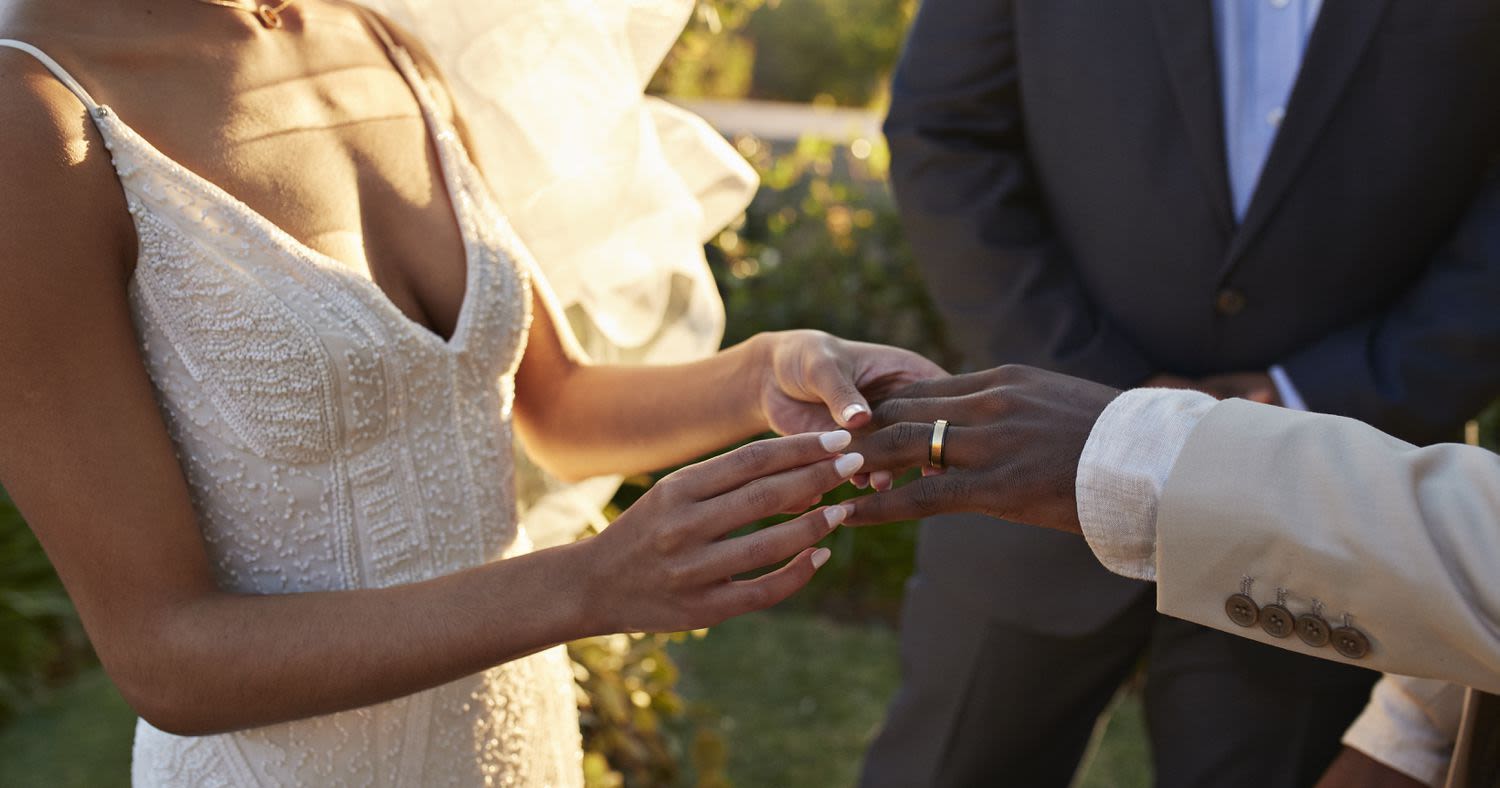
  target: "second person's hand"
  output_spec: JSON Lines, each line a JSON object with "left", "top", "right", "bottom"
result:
{"left": 841, "top": 365, "right": 1120, "bottom": 533}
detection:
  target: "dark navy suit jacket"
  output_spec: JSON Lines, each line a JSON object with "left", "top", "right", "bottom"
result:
{"left": 885, "top": 0, "right": 1500, "bottom": 670}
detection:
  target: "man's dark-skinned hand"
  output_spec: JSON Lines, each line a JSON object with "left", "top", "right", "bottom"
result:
{"left": 1144, "top": 371, "right": 1281, "bottom": 405}
{"left": 843, "top": 365, "right": 1120, "bottom": 533}
{"left": 1315, "top": 747, "right": 1428, "bottom": 788}
{"left": 1196, "top": 370, "right": 1281, "bottom": 405}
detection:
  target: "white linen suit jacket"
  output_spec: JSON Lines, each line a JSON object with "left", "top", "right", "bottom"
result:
{"left": 1080, "top": 393, "right": 1500, "bottom": 786}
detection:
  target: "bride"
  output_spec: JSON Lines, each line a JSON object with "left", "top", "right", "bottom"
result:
{"left": 0, "top": 0, "right": 941, "bottom": 784}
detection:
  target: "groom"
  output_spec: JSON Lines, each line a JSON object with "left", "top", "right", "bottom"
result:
{"left": 863, "top": 1, "right": 1500, "bottom": 786}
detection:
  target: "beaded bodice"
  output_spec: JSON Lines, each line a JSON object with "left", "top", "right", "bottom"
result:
{"left": 0, "top": 36, "right": 584, "bottom": 787}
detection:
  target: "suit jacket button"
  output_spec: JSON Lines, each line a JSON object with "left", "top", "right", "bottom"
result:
{"left": 1215, "top": 288, "right": 1247, "bottom": 316}
{"left": 1332, "top": 626, "right": 1371, "bottom": 659}
{"left": 1260, "top": 603, "right": 1295, "bottom": 638}
{"left": 1295, "top": 613, "right": 1331, "bottom": 647}
{"left": 1225, "top": 593, "right": 1260, "bottom": 627}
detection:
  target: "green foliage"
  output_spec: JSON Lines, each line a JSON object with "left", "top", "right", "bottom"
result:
{"left": 744, "top": 0, "right": 913, "bottom": 105}
{"left": 0, "top": 490, "right": 94, "bottom": 727}
{"left": 570, "top": 632, "right": 729, "bottom": 788}
{"left": 713, "top": 136, "right": 952, "bottom": 365}
{"left": 652, "top": 0, "right": 913, "bottom": 105}
{"left": 650, "top": 1, "right": 764, "bottom": 99}
{"left": 0, "top": 667, "right": 133, "bottom": 788}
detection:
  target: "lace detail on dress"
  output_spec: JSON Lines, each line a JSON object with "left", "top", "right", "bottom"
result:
{"left": 130, "top": 209, "right": 339, "bottom": 464}
{"left": 2, "top": 35, "right": 581, "bottom": 788}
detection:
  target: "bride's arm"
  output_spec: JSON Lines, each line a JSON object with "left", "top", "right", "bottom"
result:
{"left": 0, "top": 67, "right": 856, "bottom": 736}
{"left": 513, "top": 283, "right": 945, "bottom": 481}
{"left": 374, "top": 18, "right": 946, "bottom": 482}
{"left": 511, "top": 283, "right": 757, "bottom": 480}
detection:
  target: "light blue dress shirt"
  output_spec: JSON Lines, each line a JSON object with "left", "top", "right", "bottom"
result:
{"left": 1211, "top": 0, "right": 1324, "bottom": 409}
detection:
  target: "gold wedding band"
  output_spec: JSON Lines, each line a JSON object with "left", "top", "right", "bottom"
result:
{"left": 929, "top": 419, "right": 949, "bottom": 469}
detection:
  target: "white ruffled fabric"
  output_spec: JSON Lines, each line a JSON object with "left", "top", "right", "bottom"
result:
{"left": 359, "top": 0, "right": 759, "bottom": 546}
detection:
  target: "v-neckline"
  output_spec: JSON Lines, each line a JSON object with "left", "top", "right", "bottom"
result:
{"left": 97, "top": 49, "right": 478, "bottom": 354}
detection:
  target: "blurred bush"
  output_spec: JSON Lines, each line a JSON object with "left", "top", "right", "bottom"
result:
{"left": 706, "top": 135, "right": 956, "bottom": 620}
{"left": 0, "top": 491, "right": 94, "bottom": 728}
{"left": 572, "top": 631, "right": 729, "bottom": 788}
{"left": 652, "top": 0, "right": 914, "bottom": 106}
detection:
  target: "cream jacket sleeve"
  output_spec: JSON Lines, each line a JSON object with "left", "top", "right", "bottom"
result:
{"left": 1075, "top": 390, "right": 1499, "bottom": 785}
{"left": 1148, "top": 397, "right": 1500, "bottom": 694}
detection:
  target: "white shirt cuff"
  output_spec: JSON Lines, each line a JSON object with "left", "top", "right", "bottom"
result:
{"left": 1268, "top": 364, "right": 1309, "bottom": 411}
{"left": 1342, "top": 675, "right": 1464, "bottom": 787}
{"left": 1075, "top": 388, "right": 1218, "bottom": 582}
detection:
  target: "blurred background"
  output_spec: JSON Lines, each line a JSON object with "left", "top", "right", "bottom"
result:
{"left": 4, "top": 1, "right": 1497, "bottom": 787}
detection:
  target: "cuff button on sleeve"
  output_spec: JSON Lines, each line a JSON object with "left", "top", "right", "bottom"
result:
{"left": 1332, "top": 626, "right": 1371, "bottom": 659}
{"left": 1260, "top": 603, "right": 1296, "bottom": 638}
{"left": 1226, "top": 593, "right": 1261, "bottom": 627}
{"left": 1294, "top": 613, "right": 1331, "bottom": 647}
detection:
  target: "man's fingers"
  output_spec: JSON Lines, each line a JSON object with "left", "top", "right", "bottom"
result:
{"left": 844, "top": 473, "right": 971, "bottom": 525}
{"left": 706, "top": 546, "right": 829, "bottom": 620}
{"left": 670, "top": 430, "right": 852, "bottom": 501}
{"left": 847, "top": 422, "right": 930, "bottom": 470}
{"left": 1246, "top": 386, "right": 1278, "bottom": 405}
{"left": 871, "top": 389, "right": 1001, "bottom": 427}
{"left": 694, "top": 504, "right": 846, "bottom": 581}
{"left": 877, "top": 369, "right": 996, "bottom": 401}
{"left": 707, "top": 453, "right": 863, "bottom": 534}
{"left": 849, "top": 422, "right": 986, "bottom": 474}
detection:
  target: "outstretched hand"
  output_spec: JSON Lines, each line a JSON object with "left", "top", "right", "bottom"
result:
{"left": 757, "top": 330, "right": 949, "bottom": 436}
{"left": 842, "top": 365, "right": 1120, "bottom": 533}
{"left": 586, "top": 430, "right": 866, "bottom": 634}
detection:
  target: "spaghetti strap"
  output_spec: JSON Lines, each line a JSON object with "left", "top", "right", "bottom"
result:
{"left": 0, "top": 39, "right": 103, "bottom": 111}
{"left": 353, "top": 7, "right": 405, "bottom": 60}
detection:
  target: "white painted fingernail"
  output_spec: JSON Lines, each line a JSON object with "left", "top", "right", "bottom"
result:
{"left": 819, "top": 430, "right": 852, "bottom": 452}
{"left": 841, "top": 404, "right": 869, "bottom": 423}
{"left": 824, "top": 505, "right": 849, "bottom": 529}
{"left": 834, "top": 453, "right": 865, "bottom": 477}
{"left": 811, "top": 547, "right": 832, "bottom": 569}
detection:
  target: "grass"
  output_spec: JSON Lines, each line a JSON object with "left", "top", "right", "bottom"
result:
{"left": 667, "top": 612, "right": 1151, "bottom": 788}
{"left": 0, "top": 667, "right": 133, "bottom": 787}
{"left": 0, "top": 613, "right": 1150, "bottom": 787}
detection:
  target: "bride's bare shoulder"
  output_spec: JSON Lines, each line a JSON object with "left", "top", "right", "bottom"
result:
{"left": 0, "top": 44, "right": 135, "bottom": 280}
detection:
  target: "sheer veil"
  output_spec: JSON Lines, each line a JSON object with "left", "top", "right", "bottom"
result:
{"left": 356, "top": 0, "right": 758, "bottom": 547}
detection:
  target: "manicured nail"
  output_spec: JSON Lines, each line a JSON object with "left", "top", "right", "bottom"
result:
{"left": 871, "top": 470, "right": 894, "bottom": 491}
{"left": 811, "top": 547, "right": 832, "bottom": 569}
{"left": 824, "top": 505, "right": 850, "bottom": 529}
{"left": 819, "top": 430, "right": 852, "bottom": 452}
{"left": 834, "top": 453, "right": 865, "bottom": 477}
{"left": 841, "top": 404, "right": 869, "bottom": 423}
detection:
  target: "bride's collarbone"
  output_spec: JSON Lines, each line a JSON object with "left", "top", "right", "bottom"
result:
{"left": 6, "top": 9, "right": 474, "bottom": 331}
{"left": 102, "top": 61, "right": 470, "bottom": 333}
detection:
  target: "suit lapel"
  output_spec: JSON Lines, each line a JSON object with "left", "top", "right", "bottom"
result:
{"left": 1222, "top": 0, "right": 1394, "bottom": 270}
{"left": 1148, "top": 0, "right": 1235, "bottom": 236}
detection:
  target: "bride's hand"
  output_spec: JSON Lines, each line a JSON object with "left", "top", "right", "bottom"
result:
{"left": 756, "top": 330, "right": 948, "bottom": 436}
{"left": 841, "top": 365, "right": 1120, "bottom": 533}
{"left": 582, "top": 430, "right": 865, "bottom": 634}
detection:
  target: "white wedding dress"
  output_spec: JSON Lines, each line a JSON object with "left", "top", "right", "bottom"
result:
{"left": 356, "top": 0, "right": 759, "bottom": 549}
{"left": 1, "top": 2, "right": 754, "bottom": 782}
